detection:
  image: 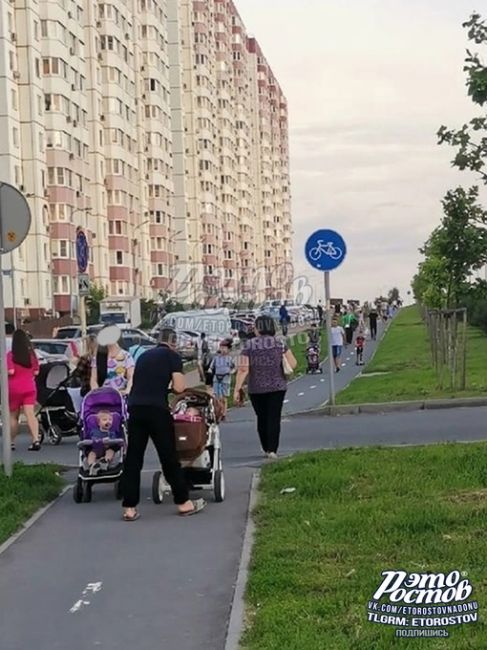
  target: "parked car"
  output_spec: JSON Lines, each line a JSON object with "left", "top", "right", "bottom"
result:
{"left": 118, "top": 329, "right": 156, "bottom": 351}
{"left": 54, "top": 325, "right": 103, "bottom": 340}
{"left": 31, "top": 338, "right": 80, "bottom": 365}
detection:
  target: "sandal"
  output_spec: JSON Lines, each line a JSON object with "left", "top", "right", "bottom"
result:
{"left": 28, "top": 441, "right": 41, "bottom": 452}
{"left": 179, "top": 498, "right": 207, "bottom": 517}
{"left": 123, "top": 510, "right": 140, "bottom": 522}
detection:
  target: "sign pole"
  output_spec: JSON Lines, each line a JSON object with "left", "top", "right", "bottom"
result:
{"left": 0, "top": 253, "right": 12, "bottom": 477}
{"left": 80, "top": 296, "right": 87, "bottom": 339}
{"left": 324, "top": 271, "right": 336, "bottom": 406}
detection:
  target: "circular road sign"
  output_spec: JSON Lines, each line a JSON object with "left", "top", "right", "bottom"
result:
{"left": 76, "top": 227, "right": 89, "bottom": 274}
{"left": 305, "top": 229, "right": 347, "bottom": 272}
{"left": 0, "top": 183, "right": 32, "bottom": 254}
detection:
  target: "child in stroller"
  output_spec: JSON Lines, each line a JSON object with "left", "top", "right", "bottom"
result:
{"left": 305, "top": 324, "right": 322, "bottom": 374}
{"left": 73, "top": 387, "right": 127, "bottom": 503}
{"left": 85, "top": 410, "right": 120, "bottom": 475}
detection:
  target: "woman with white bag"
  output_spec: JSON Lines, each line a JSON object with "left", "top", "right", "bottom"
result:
{"left": 234, "top": 315, "right": 297, "bottom": 459}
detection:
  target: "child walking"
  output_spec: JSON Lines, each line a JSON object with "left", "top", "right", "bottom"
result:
{"left": 355, "top": 330, "right": 366, "bottom": 366}
{"left": 210, "top": 340, "right": 235, "bottom": 419}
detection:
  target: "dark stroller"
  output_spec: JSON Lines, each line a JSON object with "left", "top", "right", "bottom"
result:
{"left": 73, "top": 388, "right": 127, "bottom": 503}
{"left": 36, "top": 361, "right": 81, "bottom": 445}
{"left": 305, "top": 345, "right": 323, "bottom": 374}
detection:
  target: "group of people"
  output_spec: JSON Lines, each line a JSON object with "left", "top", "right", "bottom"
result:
{"left": 6, "top": 315, "right": 299, "bottom": 522}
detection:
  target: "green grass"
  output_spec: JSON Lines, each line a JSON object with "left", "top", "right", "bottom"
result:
{"left": 242, "top": 444, "right": 487, "bottom": 649}
{"left": 337, "top": 305, "right": 487, "bottom": 404}
{"left": 0, "top": 463, "right": 64, "bottom": 544}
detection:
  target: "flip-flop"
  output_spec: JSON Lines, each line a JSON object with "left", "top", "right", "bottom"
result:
{"left": 123, "top": 511, "right": 140, "bottom": 522}
{"left": 179, "top": 499, "right": 207, "bottom": 517}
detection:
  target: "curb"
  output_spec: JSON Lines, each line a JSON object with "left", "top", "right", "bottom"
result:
{"left": 288, "top": 397, "right": 487, "bottom": 418}
{"left": 224, "top": 470, "right": 261, "bottom": 650}
{"left": 0, "top": 484, "right": 71, "bottom": 558}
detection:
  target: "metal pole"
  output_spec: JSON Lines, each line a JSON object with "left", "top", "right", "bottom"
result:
{"left": 80, "top": 294, "right": 87, "bottom": 338}
{"left": 0, "top": 253, "right": 12, "bottom": 476}
{"left": 10, "top": 252, "right": 16, "bottom": 329}
{"left": 324, "top": 271, "right": 336, "bottom": 406}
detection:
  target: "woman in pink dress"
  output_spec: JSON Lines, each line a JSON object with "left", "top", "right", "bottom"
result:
{"left": 8, "top": 329, "right": 41, "bottom": 451}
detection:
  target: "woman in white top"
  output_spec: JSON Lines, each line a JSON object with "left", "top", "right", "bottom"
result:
{"left": 330, "top": 319, "right": 345, "bottom": 373}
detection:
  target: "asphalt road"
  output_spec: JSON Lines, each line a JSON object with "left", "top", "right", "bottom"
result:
{"left": 3, "top": 405, "right": 487, "bottom": 650}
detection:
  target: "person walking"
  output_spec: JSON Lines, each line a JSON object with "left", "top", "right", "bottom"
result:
{"left": 209, "top": 340, "right": 234, "bottom": 420}
{"left": 279, "top": 303, "right": 290, "bottom": 336}
{"left": 7, "top": 329, "right": 41, "bottom": 451}
{"left": 233, "top": 315, "right": 297, "bottom": 459}
{"left": 331, "top": 318, "right": 346, "bottom": 372}
{"left": 121, "top": 328, "right": 206, "bottom": 521}
{"left": 317, "top": 300, "right": 324, "bottom": 328}
{"left": 369, "top": 306, "right": 379, "bottom": 341}
{"left": 341, "top": 310, "right": 355, "bottom": 346}
{"left": 73, "top": 334, "right": 97, "bottom": 397}
{"left": 90, "top": 331, "right": 134, "bottom": 395}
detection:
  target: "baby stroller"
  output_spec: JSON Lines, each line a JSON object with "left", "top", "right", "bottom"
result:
{"left": 152, "top": 388, "right": 225, "bottom": 504}
{"left": 36, "top": 361, "right": 82, "bottom": 445}
{"left": 73, "top": 388, "right": 127, "bottom": 503}
{"left": 305, "top": 345, "right": 323, "bottom": 374}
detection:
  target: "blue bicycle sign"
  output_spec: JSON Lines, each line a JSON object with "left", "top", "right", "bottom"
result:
{"left": 305, "top": 229, "right": 347, "bottom": 271}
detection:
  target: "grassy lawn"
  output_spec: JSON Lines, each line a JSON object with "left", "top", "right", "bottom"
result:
{"left": 242, "top": 444, "right": 487, "bottom": 649}
{"left": 337, "top": 305, "right": 487, "bottom": 404}
{"left": 0, "top": 463, "right": 64, "bottom": 545}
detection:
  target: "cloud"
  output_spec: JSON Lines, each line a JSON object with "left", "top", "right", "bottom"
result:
{"left": 237, "top": 0, "right": 482, "bottom": 300}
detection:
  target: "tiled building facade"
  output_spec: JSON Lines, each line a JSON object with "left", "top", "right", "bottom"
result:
{"left": 0, "top": 0, "right": 292, "bottom": 318}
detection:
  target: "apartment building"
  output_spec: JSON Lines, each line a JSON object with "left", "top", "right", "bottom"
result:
{"left": 168, "top": 0, "right": 293, "bottom": 304}
{"left": 0, "top": 0, "right": 292, "bottom": 318}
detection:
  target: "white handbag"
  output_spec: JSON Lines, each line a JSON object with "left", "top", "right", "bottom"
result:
{"left": 282, "top": 354, "right": 293, "bottom": 379}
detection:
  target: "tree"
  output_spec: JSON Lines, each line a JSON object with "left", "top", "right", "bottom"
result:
{"left": 437, "top": 13, "right": 487, "bottom": 182}
{"left": 86, "top": 284, "right": 106, "bottom": 325}
{"left": 388, "top": 287, "right": 401, "bottom": 303}
{"left": 413, "top": 187, "right": 487, "bottom": 308}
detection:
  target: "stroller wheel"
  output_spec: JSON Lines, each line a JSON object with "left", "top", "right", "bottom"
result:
{"left": 82, "top": 482, "right": 92, "bottom": 503}
{"left": 48, "top": 425, "right": 62, "bottom": 446}
{"left": 214, "top": 469, "right": 225, "bottom": 503}
{"left": 73, "top": 479, "right": 83, "bottom": 503}
{"left": 152, "top": 471, "right": 164, "bottom": 504}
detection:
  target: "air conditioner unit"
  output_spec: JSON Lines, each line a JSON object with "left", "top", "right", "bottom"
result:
{"left": 69, "top": 153, "right": 74, "bottom": 160}
{"left": 11, "top": 32, "right": 16, "bottom": 42}
{"left": 100, "top": 115, "right": 105, "bottom": 121}
{"left": 73, "top": 120, "right": 77, "bottom": 126}
{"left": 71, "top": 83, "right": 76, "bottom": 91}
{"left": 24, "top": 298, "right": 31, "bottom": 306}
{"left": 125, "top": 33, "right": 129, "bottom": 40}
{"left": 13, "top": 71, "right": 20, "bottom": 79}
{"left": 76, "top": 191, "right": 81, "bottom": 197}
{"left": 69, "top": 47, "right": 74, "bottom": 55}
{"left": 98, "top": 53, "right": 103, "bottom": 60}
{"left": 96, "top": 21, "right": 102, "bottom": 28}
{"left": 67, "top": 11, "right": 72, "bottom": 18}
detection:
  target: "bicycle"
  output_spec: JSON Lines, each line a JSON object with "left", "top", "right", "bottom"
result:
{"left": 309, "top": 240, "right": 343, "bottom": 262}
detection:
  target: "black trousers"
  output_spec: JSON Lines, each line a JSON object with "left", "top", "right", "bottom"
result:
{"left": 249, "top": 391, "right": 286, "bottom": 454}
{"left": 369, "top": 319, "right": 377, "bottom": 339}
{"left": 345, "top": 326, "right": 353, "bottom": 345}
{"left": 121, "top": 406, "right": 189, "bottom": 507}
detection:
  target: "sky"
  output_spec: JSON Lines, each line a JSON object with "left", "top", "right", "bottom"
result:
{"left": 237, "top": 0, "right": 483, "bottom": 303}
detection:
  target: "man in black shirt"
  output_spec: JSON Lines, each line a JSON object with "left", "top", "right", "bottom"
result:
{"left": 121, "top": 328, "right": 206, "bottom": 521}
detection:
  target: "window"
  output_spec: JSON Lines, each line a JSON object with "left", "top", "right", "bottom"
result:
{"left": 11, "top": 89, "right": 17, "bottom": 111}
{"left": 57, "top": 168, "right": 64, "bottom": 185}
{"left": 12, "top": 128, "right": 19, "bottom": 147}
{"left": 41, "top": 20, "right": 48, "bottom": 37}
{"left": 116, "top": 251, "right": 123, "bottom": 265}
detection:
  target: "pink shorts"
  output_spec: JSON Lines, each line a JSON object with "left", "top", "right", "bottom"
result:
{"left": 9, "top": 390, "right": 37, "bottom": 412}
